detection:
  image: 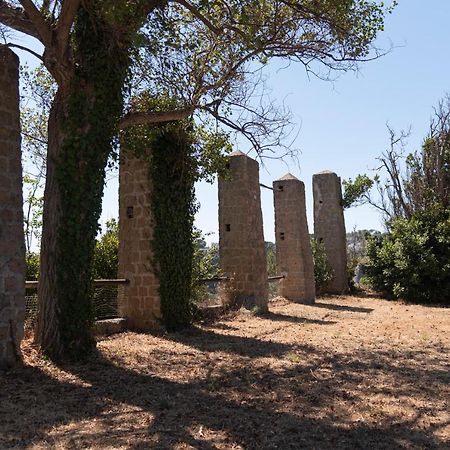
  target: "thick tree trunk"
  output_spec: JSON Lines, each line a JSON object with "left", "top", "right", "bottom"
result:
{"left": 35, "top": 91, "right": 66, "bottom": 357}
{"left": 34, "top": 3, "right": 154, "bottom": 360}
{"left": 36, "top": 62, "right": 128, "bottom": 361}
{"left": 36, "top": 88, "right": 103, "bottom": 359}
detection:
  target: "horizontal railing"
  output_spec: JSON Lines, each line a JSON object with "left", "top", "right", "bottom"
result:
{"left": 25, "top": 279, "right": 129, "bottom": 326}
{"left": 268, "top": 275, "right": 286, "bottom": 281}
{"left": 198, "top": 274, "right": 285, "bottom": 284}
{"left": 25, "top": 278, "right": 130, "bottom": 289}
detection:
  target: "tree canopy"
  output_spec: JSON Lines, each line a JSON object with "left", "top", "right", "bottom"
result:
{"left": 2, "top": 0, "right": 395, "bottom": 147}
{"left": 0, "top": 0, "right": 395, "bottom": 360}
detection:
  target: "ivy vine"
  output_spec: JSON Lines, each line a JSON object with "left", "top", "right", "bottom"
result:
{"left": 122, "top": 94, "right": 231, "bottom": 331}
{"left": 49, "top": 6, "right": 132, "bottom": 359}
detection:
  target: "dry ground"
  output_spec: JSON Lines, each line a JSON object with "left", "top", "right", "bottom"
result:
{"left": 1, "top": 295, "right": 449, "bottom": 449}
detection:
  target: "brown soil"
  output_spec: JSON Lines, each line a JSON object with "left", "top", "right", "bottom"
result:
{"left": 1, "top": 295, "right": 449, "bottom": 449}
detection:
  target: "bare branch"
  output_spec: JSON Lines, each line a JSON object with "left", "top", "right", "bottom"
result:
{"left": 6, "top": 42, "right": 43, "bottom": 60}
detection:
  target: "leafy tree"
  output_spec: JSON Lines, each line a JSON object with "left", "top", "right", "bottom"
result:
{"left": 25, "top": 219, "right": 121, "bottom": 281}
{"left": 311, "top": 238, "right": 333, "bottom": 295}
{"left": 365, "top": 206, "right": 450, "bottom": 304}
{"left": 191, "top": 231, "right": 220, "bottom": 305}
{"left": 345, "top": 228, "right": 381, "bottom": 290}
{"left": 1, "top": 0, "right": 395, "bottom": 359}
{"left": 342, "top": 174, "right": 374, "bottom": 209}
{"left": 92, "top": 219, "right": 119, "bottom": 280}
{"left": 25, "top": 252, "right": 40, "bottom": 281}
{"left": 23, "top": 174, "right": 44, "bottom": 252}
{"left": 345, "top": 97, "right": 450, "bottom": 303}
{"left": 20, "top": 64, "right": 53, "bottom": 253}
{"left": 20, "top": 63, "right": 55, "bottom": 172}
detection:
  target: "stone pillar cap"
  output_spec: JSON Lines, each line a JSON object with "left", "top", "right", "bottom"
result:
{"left": 229, "top": 150, "right": 247, "bottom": 157}
{"left": 315, "top": 170, "right": 336, "bottom": 175}
{"left": 276, "top": 173, "right": 300, "bottom": 181}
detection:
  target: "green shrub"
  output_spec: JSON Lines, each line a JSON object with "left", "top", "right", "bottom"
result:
{"left": 311, "top": 238, "right": 334, "bottom": 294}
{"left": 191, "top": 230, "right": 220, "bottom": 305}
{"left": 92, "top": 219, "right": 119, "bottom": 280}
{"left": 366, "top": 206, "right": 450, "bottom": 304}
{"left": 26, "top": 252, "right": 40, "bottom": 281}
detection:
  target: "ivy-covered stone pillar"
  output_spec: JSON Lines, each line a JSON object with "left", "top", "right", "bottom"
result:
{"left": 0, "top": 46, "right": 26, "bottom": 368}
{"left": 273, "top": 173, "right": 315, "bottom": 304}
{"left": 218, "top": 151, "right": 268, "bottom": 311}
{"left": 118, "top": 149, "right": 161, "bottom": 330}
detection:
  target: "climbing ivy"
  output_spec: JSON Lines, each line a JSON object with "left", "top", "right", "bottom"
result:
{"left": 150, "top": 124, "right": 197, "bottom": 330}
{"left": 42, "top": 5, "right": 136, "bottom": 359}
{"left": 122, "top": 95, "right": 231, "bottom": 331}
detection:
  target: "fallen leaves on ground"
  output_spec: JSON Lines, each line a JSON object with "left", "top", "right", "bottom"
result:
{"left": 1, "top": 295, "right": 449, "bottom": 449}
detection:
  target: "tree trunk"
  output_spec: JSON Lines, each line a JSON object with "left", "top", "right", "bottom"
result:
{"left": 35, "top": 6, "right": 131, "bottom": 360}
{"left": 36, "top": 87, "right": 107, "bottom": 359}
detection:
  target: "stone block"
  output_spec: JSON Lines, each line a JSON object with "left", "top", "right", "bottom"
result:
{"left": 218, "top": 151, "right": 268, "bottom": 311}
{"left": 273, "top": 173, "right": 315, "bottom": 303}
{"left": 313, "top": 171, "right": 348, "bottom": 293}
{"left": 118, "top": 149, "right": 161, "bottom": 331}
{"left": 0, "top": 46, "right": 25, "bottom": 369}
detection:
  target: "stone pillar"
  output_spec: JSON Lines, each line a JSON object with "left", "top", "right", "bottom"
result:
{"left": 0, "top": 47, "right": 25, "bottom": 368}
{"left": 313, "top": 170, "right": 348, "bottom": 293}
{"left": 218, "top": 151, "right": 268, "bottom": 311}
{"left": 118, "top": 150, "right": 160, "bottom": 330}
{"left": 273, "top": 174, "right": 315, "bottom": 304}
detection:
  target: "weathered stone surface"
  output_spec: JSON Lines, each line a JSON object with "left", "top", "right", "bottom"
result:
{"left": 273, "top": 174, "right": 315, "bottom": 304}
{"left": 0, "top": 46, "right": 25, "bottom": 369}
{"left": 118, "top": 150, "right": 161, "bottom": 330}
{"left": 313, "top": 171, "right": 348, "bottom": 294}
{"left": 218, "top": 151, "right": 268, "bottom": 311}
{"left": 93, "top": 318, "right": 127, "bottom": 336}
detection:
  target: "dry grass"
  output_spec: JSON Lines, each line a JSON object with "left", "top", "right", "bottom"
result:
{"left": 1, "top": 295, "right": 449, "bottom": 449}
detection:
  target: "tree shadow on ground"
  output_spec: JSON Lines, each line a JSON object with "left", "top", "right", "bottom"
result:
{"left": 313, "top": 301, "right": 374, "bottom": 314}
{"left": 1, "top": 328, "right": 448, "bottom": 449}
{"left": 259, "top": 311, "right": 337, "bottom": 325}
{"left": 162, "top": 326, "right": 294, "bottom": 357}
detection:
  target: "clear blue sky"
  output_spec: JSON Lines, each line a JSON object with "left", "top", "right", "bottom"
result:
{"left": 13, "top": 1, "right": 450, "bottom": 244}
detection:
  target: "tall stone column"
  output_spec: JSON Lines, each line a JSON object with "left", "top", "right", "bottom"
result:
{"left": 219, "top": 151, "right": 268, "bottom": 311}
{"left": 118, "top": 150, "right": 160, "bottom": 330}
{"left": 313, "top": 170, "right": 348, "bottom": 294}
{"left": 273, "top": 174, "right": 315, "bottom": 304}
{"left": 0, "top": 47, "right": 25, "bottom": 368}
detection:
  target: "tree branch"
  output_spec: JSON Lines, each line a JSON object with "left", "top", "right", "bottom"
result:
{"left": 171, "top": 0, "right": 221, "bottom": 35}
{"left": 6, "top": 42, "right": 43, "bottom": 60}
{"left": 118, "top": 108, "right": 194, "bottom": 129}
{"left": 56, "top": 0, "right": 80, "bottom": 59}
{"left": 18, "top": 0, "right": 52, "bottom": 46}
{"left": 0, "top": 1, "right": 39, "bottom": 39}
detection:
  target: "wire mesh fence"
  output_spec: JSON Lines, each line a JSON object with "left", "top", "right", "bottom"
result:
{"left": 25, "top": 280, "right": 127, "bottom": 330}
{"left": 24, "top": 276, "right": 284, "bottom": 329}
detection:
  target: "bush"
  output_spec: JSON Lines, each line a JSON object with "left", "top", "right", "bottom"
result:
{"left": 26, "top": 252, "right": 40, "bottom": 281}
{"left": 25, "top": 220, "right": 119, "bottom": 283}
{"left": 92, "top": 219, "right": 119, "bottom": 280}
{"left": 365, "top": 206, "right": 450, "bottom": 304}
{"left": 311, "top": 238, "right": 334, "bottom": 294}
{"left": 191, "top": 230, "right": 220, "bottom": 305}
